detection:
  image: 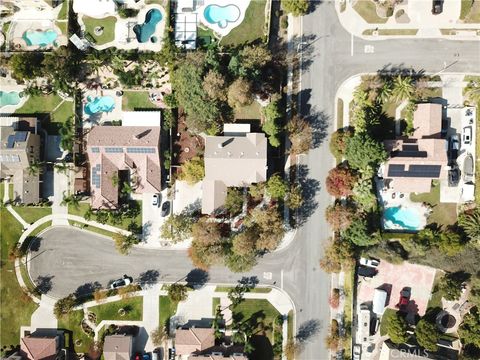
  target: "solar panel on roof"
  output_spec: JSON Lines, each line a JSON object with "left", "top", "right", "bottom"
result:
{"left": 388, "top": 164, "right": 441, "bottom": 178}
{"left": 6, "top": 135, "right": 15, "bottom": 148}
{"left": 14, "top": 131, "right": 28, "bottom": 142}
{"left": 402, "top": 144, "right": 419, "bottom": 151}
{"left": 391, "top": 150, "right": 428, "bottom": 158}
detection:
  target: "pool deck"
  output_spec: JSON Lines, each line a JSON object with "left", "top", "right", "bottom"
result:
{"left": 0, "top": 78, "right": 28, "bottom": 114}
{"left": 82, "top": 89, "right": 123, "bottom": 128}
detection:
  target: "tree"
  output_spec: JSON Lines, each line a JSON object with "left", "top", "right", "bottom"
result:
{"left": 61, "top": 192, "right": 80, "bottom": 209}
{"left": 343, "top": 219, "right": 379, "bottom": 247}
{"left": 435, "top": 231, "right": 463, "bottom": 256}
{"left": 287, "top": 116, "right": 313, "bottom": 155}
{"left": 150, "top": 326, "right": 167, "bottom": 347}
{"left": 465, "top": 79, "right": 480, "bottom": 104}
{"left": 325, "top": 166, "right": 358, "bottom": 198}
{"left": 189, "top": 218, "right": 225, "bottom": 269}
{"left": 203, "top": 70, "right": 227, "bottom": 101}
{"left": 248, "top": 206, "right": 284, "bottom": 251}
{"left": 239, "top": 45, "right": 272, "bottom": 70}
{"left": 179, "top": 156, "right": 205, "bottom": 185}
{"left": 113, "top": 232, "right": 139, "bottom": 255}
{"left": 319, "top": 238, "right": 355, "bottom": 273}
{"left": 225, "top": 251, "right": 257, "bottom": 273}
{"left": 352, "top": 175, "right": 377, "bottom": 210}
{"left": 468, "top": 276, "right": 480, "bottom": 308}
{"left": 344, "top": 133, "right": 388, "bottom": 174}
{"left": 458, "top": 307, "right": 480, "bottom": 349}
{"left": 286, "top": 184, "right": 303, "bottom": 209}
{"left": 262, "top": 96, "right": 283, "bottom": 147}
{"left": 59, "top": 117, "right": 74, "bottom": 152}
{"left": 329, "top": 127, "right": 354, "bottom": 159}
{"left": 160, "top": 213, "right": 194, "bottom": 243}
{"left": 232, "top": 227, "right": 259, "bottom": 257}
{"left": 438, "top": 272, "right": 464, "bottom": 301}
{"left": 325, "top": 319, "right": 340, "bottom": 351}
{"left": 329, "top": 288, "right": 341, "bottom": 309}
{"left": 53, "top": 294, "right": 76, "bottom": 318}
{"left": 224, "top": 188, "right": 244, "bottom": 215}
{"left": 249, "top": 182, "right": 265, "bottom": 201}
{"left": 9, "top": 53, "right": 44, "bottom": 80}
{"left": 27, "top": 159, "right": 44, "bottom": 176}
{"left": 227, "top": 78, "right": 253, "bottom": 109}
{"left": 266, "top": 174, "right": 288, "bottom": 200}
{"left": 415, "top": 319, "right": 439, "bottom": 351}
{"left": 392, "top": 75, "right": 415, "bottom": 101}
{"left": 282, "top": 0, "right": 309, "bottom": 16}
{"left": 325, "top": 203, "right": 357, "bottom": 232}
{"left": 458, "top": 208, "right": 480, "bottom": 244}
{"left": 386, "top": 312, "right": 409, "bottom": 344}
{"left": 167, "top": 283, "right": 188, "bottom": 302}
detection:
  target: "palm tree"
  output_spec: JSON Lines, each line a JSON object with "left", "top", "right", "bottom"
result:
{"left": 28, "top": 160, "right": 45, "bottom": 176}
{"left": 86, "top": 50, "right": 108, "bottom": 75}
{"left": 84, "top": 205, "right": 94, "bottom": 221}
{"left": 379, "top": 79, "right": 393, "bottom": 103}
{"left": 458, "top": 209, "right": 480, "bottom": 243}
{"left": 392, "top": 75, "right": 415, "bottom": 101}
{"left": 61, "top": 191, "right": 80, "bottom": 209}
{"left": 121, "top": 181, "right": 134, "bottom": 197}
{"left": 465, "top": 80, "right": 480, "bottom": 104}
{"left": 55, "top": 161, "right": 70, "bottom": 175}
{"left": 111, "top": 173, "right": 120, "bottom": 187}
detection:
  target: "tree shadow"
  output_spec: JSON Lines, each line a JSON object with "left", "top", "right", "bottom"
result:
{"left": 74, "top": 281, "right": 102, "bottom": 297}
{"left": 292, "top": 164, "right": 320, "bottom": 227}
{"left": 29, "top": 237, "right": 42, "bottom": 252}
{"left": 34, "top": 275, "right": 54, "bottom": 294}
{"left": 238, "top": 276, "right": 259, "bottom": 289}
{"left": 136, "top": 270, "right": 160, "bottom": 288}
{"left": 185, "top": 268, "right": 210, "bottom": 289}
{"left": 296, "top": 88, "right": 330, "bottom": 148}
{"left": 296, "top": 319, "right": 321, "bottom": 344}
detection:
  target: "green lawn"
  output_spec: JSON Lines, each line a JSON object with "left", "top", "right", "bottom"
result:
{"left": 477, "top": 100, "right": 480, "bottom": 205}
{"left": 426, "top": 272, "right": 443, "bottom": 310}
{"left": 353, "top": 0, "right": 389, "bottom": 23}
{"left": 50, "top": 100, "right": 75, "bottom": 133}
{"left": 232, "top": 299, "right": 280, "bottom": 343}
{"left": 215, "top": 286, "right": 272, "bottom": 293}
{"left": 379, "top": 308, "right": 398, "bottom": 336}
{"left": 233, "top": 101, "right": 262, "bottom": 121}
{"left": 68, "top": 220, "right": 116, "bottom": 239}
{"left": 460, "top": 0, "right": 480, "bottom": 22}
{"left": 197, "top": 26, "right": 217, "bottom": 47}
{"left": 159, "top": 296, "right": 178, "bottom": 329}
{"left": 8, "top": 184, "right": 13, "bottom": 202}
{"left": 220, "top": 0, "right": 267, "bottom": 45}
{"left": 12, "top": 206, "right": 52, "bottom": 224}
{"left": 410, "top": 181, "right": 457, "bottom": 226}
{"left": 212, "top": 297, "right": 220, "bottom": 316}
{"left": 57, "top": 0, "right": 68, "bottom": 20}
{"left": 90, "top": 296, "right": 143, "bottom": 322}
{"left": 56, "top": 21, "right": 68, "bottom": 36}
{"left": 83, "top": 16, "right": 117, "bottom": 45}
{"left": 58, "top": 310, "right": 93, "bottom": 354}
{"left": 0, "top": 182, "right": 4, "bottom": 202}
{"left": 0, "top": 209, "right": 38, "bottom": 350}
{"left": 122, "top": 91, "right": 158, "bottom": 111}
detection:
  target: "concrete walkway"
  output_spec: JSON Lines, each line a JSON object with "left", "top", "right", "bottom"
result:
{"left": 52, "top": 169, "right": 69, "bottom": 226}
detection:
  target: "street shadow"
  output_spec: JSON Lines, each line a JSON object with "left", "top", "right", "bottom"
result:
{"left": 28, "top": 237, "right": 43, "bottom": 252}
{"left": 74, "top": 281, "right": 102, "bottom": 297}
{"left": 136, "top": 270, "right": 160, "bottom": 288}
{"left": 292, "top": 164, "right": 320, "bottom": 227}
{"left": 296, "top": 88, "right": 330, "bottom": 148}
{"left": 288, "top": 33, "right": 318, "bottom": 73}
{"left": 238, "top": 276, "right": 259, "bottom": 289}
{"left": 142, "top": 220, "right": 152, "bottom": 239}
{"left": 296, "top": 319, "right": 321, "bottom": 344}
{"left": 377, "top": 64, "right": 426, "bottom": 79}
{"left": 34, "top": 275, "right": 54, "bottom": 294}
{"left": 185, "top": 268, "right": 210, "bottom": 289}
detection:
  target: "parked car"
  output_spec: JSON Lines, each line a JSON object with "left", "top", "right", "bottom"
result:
{"left": 449, "top": 134, "right": 460, "bottom": 160}
{"left": 152, "top": 193, "right": 160, "bottom": 207}
{"left": 142, "top": 354, "right": 150, "bottom": 360}
{"left": 432, "top": 0, "right": 443, "bottom": 14}
{"left": 110, "top": 275, "right": 133, "bottom": 289}
{"left": 396, "top": 288, "right": 411, "bottom": 311}
{"left": 358, "top": 266, "right": 378, "bottom": 278}
{"left": 168, "top": 348, "right": 175, "bottom": 360}
{"left": 463, "top": 126, "right": 472, "bottom": 145}
{"left": 134, "top": 354, "right": 141, "bottom": 360}
{"left": 359, "top": 257, "right": 380, "bottom": 268}
{"left": 161, "top": 201, "right": 170, "bottom": 217}
{"left": 353, "top": 345, "right": 361, "bottom": 360}
{"left": 448, "top": 167, "right": 460, "bottom": 187}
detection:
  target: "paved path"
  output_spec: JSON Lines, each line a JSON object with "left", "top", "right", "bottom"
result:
{"left": 52, "top": 169, "right": 69, "bottom": 226}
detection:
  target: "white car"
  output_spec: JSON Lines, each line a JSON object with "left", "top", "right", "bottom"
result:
{"left": 360, "top": 257, "right": 380, "bottom": 268}
{"left": 110, "top": 275, "right": 132, "bottom": 289}
{"left": 152, "top": 193, "right": 160, "bottom": 207}
{"left": 353, "top": 344, "right": 361, "bottom": 360}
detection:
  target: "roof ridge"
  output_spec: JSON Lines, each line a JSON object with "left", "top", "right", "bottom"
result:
{"left": 189, "top": 328, "right": 202, "bottom": 345}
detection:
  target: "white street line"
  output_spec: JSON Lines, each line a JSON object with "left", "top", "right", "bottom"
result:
{"left": 350, "top": 33, "right": 354, "bottom": 56}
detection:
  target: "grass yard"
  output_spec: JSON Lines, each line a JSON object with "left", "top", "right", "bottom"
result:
{"left": 68, "top": 220, "right": 116, "bottom": 238}
{"left": 460, "top": 0, "right": 480, "bottom": 22}
{"left": 233, "top": 101, "right": 262, "bottom": 121}
{"left": 379, "top": 308, "right": 398, "bottom": 336}
{"left": 9, "top": 184, "right": 13, "bottom": 202}
{"left": 56, "top": 21, "right": 68, "bottom": 36}
{"left": 122, "top": 91, "right": 158, "bottom": 111}
{"left": 159, "top": 296, "right": 178, "bottom": 329}
{"left": 215, "top": 286, "right": 272, "bottom": 293}
{"left": 58, "top": 310, "right": 93, "bottom": 354}
{"left": 83, "top": 16, "right": 117, "bottom": 45}
{"left": 0, "top": 182, "right": 4, "bottom": 201}
{"left": 353, "top": 0, "right": 389, "bottom": 23}
{"left": 15, "top": 94, "right": 63, "bottom": 114}
{"left": 197, "top": 26, "right": 217, "bottom": 47}
{"left": 409, "top": 181, "right": 457, "bottom": 226}
{"left": 90, "top": 296, "right": 143, "bottom": 322}
{"left": 12, "top": 206, "right": 52, "bottom": 224}
{"left": 212, "top": 297, "right": 220, "bottom": 316}
{"left": 57, "top": 0, "right": 68, "bottom": 20}
{"left": 0, "top": 209, "right": 38, "bottom": 350}
{"left": 426, "top": 272, "right": 443, "bottom": 310}
{"left": 220, "top": 0, "right": 267, "bottom": 46}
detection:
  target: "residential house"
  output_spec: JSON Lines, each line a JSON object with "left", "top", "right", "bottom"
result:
{"left": 175, "top": 328, "right": 215, "bottom": 356}
{"left": 383, "top": 103, "right": 448, "bottom": 193}
{"left": 0, "top": 117, "right": 41, "bottom": 204}
{"left": 188, "top": 354, "right": 248, "bottom": 360}
{"left": 103, "top": 335, "right": 133, "bottom": 360}
{"left": 0, "top": 0, "right": 55, "bottom": 12}
{"left": 86, "top": 125, "right": 161, "bottom": 209}
{"left": 202, "top": 124, "right": 267, "bottom": 214}
{"left": 19, "top": 334, "right": 62, "bottom": 360}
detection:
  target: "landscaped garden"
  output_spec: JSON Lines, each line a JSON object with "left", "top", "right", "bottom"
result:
{"left": 83, "top": 16, "right": 117, "bottom": 45}
{"left": 58, "top": 310, "right": 94, "bottom": 353}
{"left": 353, "top": 0, "right": 389, "bottom": 23}
{"left": 410, "top": 181, "right": 457, "bottom": 226}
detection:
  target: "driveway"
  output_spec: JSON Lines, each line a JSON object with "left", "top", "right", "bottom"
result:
{"left": 142, "top": 192, "right": 167, "bottom": 245}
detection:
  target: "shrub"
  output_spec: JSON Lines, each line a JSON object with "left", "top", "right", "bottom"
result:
{"left": 415, "top": 319, "right": 439, "bottom": 352}
{"left": 179, "top": 156, "right": 205, "bottom": 185}
{"left": 386, "top": 312, "right": 409, "bottom": 344}
{"left": 53, "top": 294, "right": 76, "bottom": 318}
{"left": 325, "top": 166, "right": 358, "bottom": 198}
{"left": 329, "top": 127, "right": 354, "bottom": 159}
{"left": 325, "top": 202, "right": 357, "bottom": 231}
{"left": 118, "top": 8, "right": 139, "bottom": 18}
{"left": 343, "top": 219, "right": 379, "bottom": 247}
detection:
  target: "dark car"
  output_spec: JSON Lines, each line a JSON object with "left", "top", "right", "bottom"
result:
{"left": 449, "top": 134, "right": 460, "bottom": 160}
{"left": 161, "top": 201, "right": 171, "bottom": 217}
{"left": 448, "top": 167, "right": 460, "bottom": 187}
{"left": 358, "top": 266, "right": 377, "bottom": 278}
{"left": 110, "top": 275, "right": 133, "bottom": 289}
{"left": 432, "top": 0, "right": 443, "bottom": 14}
{"left": 168, "top": 348, "right": 176, "bottom": 360}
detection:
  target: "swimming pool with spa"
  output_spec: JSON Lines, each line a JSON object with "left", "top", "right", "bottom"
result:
{"left": 22, "top": 29, "right": 58, "bottom": 47}
{"left": 0, "top": 91, "right": 21, "bottom": 108}
{"left": 204, "top": 4, "right": 240, "bottom": 29}
{"left": 84, "top": 96, "right": 115, "bottom": 115}
{"left": 383, "top": 206, "right": 422, "bottom": 231}
{"left": 134, "top": 9, "right": 162, "bottom": 43}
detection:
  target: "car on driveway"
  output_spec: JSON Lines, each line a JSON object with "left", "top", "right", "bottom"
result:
{"left": 110, "top": 275, "right": 133, "bottom": 289}
{"left": 448, "top": 167, "right": 460, "bottom": 187}
{"left": 152, "top": 193, "right": 161, "bottom": 207}
{"left": 449, "top": 134, "right": 460, "bottom": 160}
{"left": 432, "top": 0, "right": 443, "bottom": 14}
{"left": 358, "top": 266, "right": 378, "bottom": 278}
{"left": 353, "top": 344, "right": 361, "bottom": 360}
{"left": 396, "top": 288, "right": 411, "bottom": 311}
{"left": 360, "top": 257, "right": 380, "bottom": 268}
{"left": 161, "top": 201, "right": 170, "bottom": 217}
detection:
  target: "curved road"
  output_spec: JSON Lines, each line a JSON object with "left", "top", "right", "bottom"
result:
{"left": 29, "top": 2, "right": 480, "bottom": 360}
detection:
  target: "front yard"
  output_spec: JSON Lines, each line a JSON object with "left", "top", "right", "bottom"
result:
{"left": 460, "top": 0, "right": 480, "bottom": 22}
{"left": 58, "top": 310, "right": 93, "bottom": 354}
{"left": 353, "top": 0, "right": 389, "bottom": 23}
{"left": 90, "top": 296, "right": 143, "bottom": 322}
{"left": 12, "top": 206, "right": 52, "bottom": 224}
{"left": 159, "top": 296, "right": 178, "bottom": 329}
{"left": 83, "top": 16, "right": 117, "bottom": 45}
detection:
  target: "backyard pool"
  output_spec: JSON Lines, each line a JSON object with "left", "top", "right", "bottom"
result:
{"left": 204, "top": 4, "right": 240, "bottom": 28}
{"left": 22, "top": 29, "right": 58, "bottom": 47}
{"left": 84, "top": 96, "right": 115, "bottom": 115}
{"left": 383, "top": 206, "right": 422, "bottom": 231}
{"left": 0, "top": 91, "right": 21, "bottom": 108}
{"left": 134, "top": 8, "right": 162, "bottom": 43}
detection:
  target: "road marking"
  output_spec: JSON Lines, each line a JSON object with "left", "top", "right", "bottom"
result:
{"left": 350, "top": 33, "right": 354, "bottom": 56}
{"left": 263, "top": 272, "right": 272, "bottom": 280}
{"left": 281, "top": 270, "right": 284, "bottom": 289}
{"left": 364, "top": 45, "right": 375, "bottom": 54}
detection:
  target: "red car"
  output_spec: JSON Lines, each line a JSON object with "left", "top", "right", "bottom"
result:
{"left": 396, "top": 289, "right": 411, "bottom": 310}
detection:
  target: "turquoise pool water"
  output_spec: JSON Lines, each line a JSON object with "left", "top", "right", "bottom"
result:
{"left": 204, "top": 4, "right": 240, "bottom": 28}
{"left": 0, "top": 91, "right": 21, "bottom": 108}
{"left": 84, "top": 96, "right": 115, "bottom": 115}
{"left": 134, "top": 9, "right": 162, "bottom": 43}
{"left": 383, "top": 206, "right": 422, "bottom": 231}
{"left": 22, "top": 29, "right": 58, "bottom": 47}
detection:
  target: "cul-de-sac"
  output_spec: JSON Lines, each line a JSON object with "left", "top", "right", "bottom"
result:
{"left": 0, "top": 1, "right": 479, "bottom": 360}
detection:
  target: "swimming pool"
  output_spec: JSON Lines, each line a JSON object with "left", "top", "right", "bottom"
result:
{"left": 84, "top": 96, "right": 115, "bottom": 115}
{"left": 22, "top": 29, "right": 58, "bottom": 47}
{"left": 0, "top": 91, "right": 21, "bottom": 108}
{"left": 204, "top": 4, "right": 240, "bottom": 29}
{"left": 383, "top": 206, "right": 422, "bottom": 231}
{"left": 133, "top": 9, "right": 162, "bottom": 43}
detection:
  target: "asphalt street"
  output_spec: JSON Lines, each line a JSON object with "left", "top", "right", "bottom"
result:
{"left": 28, "top": 2, "right": 480, "bottom": 360}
